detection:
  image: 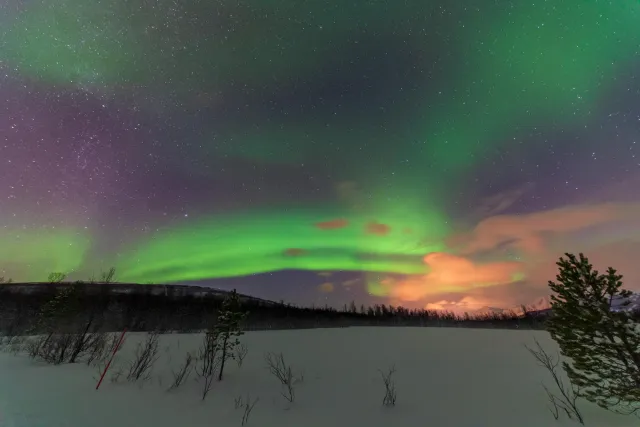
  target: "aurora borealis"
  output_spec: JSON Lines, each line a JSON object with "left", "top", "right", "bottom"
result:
{"left": 2, "top": 0, "right": 640, "bottom": 312}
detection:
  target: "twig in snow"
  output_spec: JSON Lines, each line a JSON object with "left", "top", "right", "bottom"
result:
{"left": 126, "top": 331, "right": 160, "bottom": 383}
{"left": 525, "top": 338, "right": 584, "bottom": 424}
{"left": 196, "top": 330, "right": 220, "bottom": 400}
{"left": 235, "top": 394, "right": 259, "bottom": 426}
{"left": 379, "top": 365, "right": 397, "bottom": 407}
{"left": 265, "top": 352, "right": 301, "bottom": 403}
{"left": 235, "top": 343, "right": 248, "bottom": 367}
{"left": 167, "top": 352, "right": 194, "bottom": 391}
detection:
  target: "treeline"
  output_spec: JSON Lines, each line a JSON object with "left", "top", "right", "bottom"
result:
{"left": 0, "top": 281, "right": 550, "bottom": 336}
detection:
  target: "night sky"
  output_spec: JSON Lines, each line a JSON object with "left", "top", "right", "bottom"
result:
{"left": 2, "top": 0, "right": 640, "bottom": 312}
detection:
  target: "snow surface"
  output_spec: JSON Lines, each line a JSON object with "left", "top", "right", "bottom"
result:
{"left": 0, "top": 327, "right": 636, "bottom": 427}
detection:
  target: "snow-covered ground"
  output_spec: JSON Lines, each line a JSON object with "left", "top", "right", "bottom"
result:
{"left": 0, "top": 327, "right": 635, "bottom": 427}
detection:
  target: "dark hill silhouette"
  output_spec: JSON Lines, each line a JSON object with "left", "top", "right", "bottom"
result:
{"left": 0, "top": 281, "right": 552, "bottom": 336}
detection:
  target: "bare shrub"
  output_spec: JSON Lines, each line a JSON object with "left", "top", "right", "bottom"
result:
{"left": 265, "top": 352, "right": 301, "bottom": 403}
{"left": 379, "top": 365, "right": 397, "bottom": 407}
{"left": 90, "top": 331, "right": 128, "bottom": 369}
{"left": 0, "top": 317, "right": 23, "bottom": 348}
{"left": 85, "top": 331, "right": 110, "bottom": 366}
{"left": 34, "top": 333, "right": 76, "bottom": 365}
{"left": 67, "top": 317, "right": 103, "bottom": 363}
{"left": 196, "top": 330, "right": 221, "bottom": 400}
{"left": 3, "top": 335, "right": 26, "bottom": 355}
{"left": 167, "top": 352, "right": 194, "bottom": 391}
{"left": 235, "top": 343, "right": 248, "bottom": 367}
{"left": 111, "top": 364, "right": 126, "bottom": 383}
{"left": 525, "top": 338, "right": 584, "bottom": 424}
{"left": 25, "top": 335, "right": 46, "bottom": 359}
{"left": 127, "top": 332, "right": 160, "bottom": 382}
{"left": 235, "top": 394, "right": 259, "bottom": 426}
{"left": 100, "top": 267, "right": 116, "bottom": 283}
{"left": 47, "top": 272, "right": 66, "bottom": 283}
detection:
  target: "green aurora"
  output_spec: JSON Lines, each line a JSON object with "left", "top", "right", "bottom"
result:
{"left": 116, "top": 208, "right": 450, "bottom": 285}
{"left": 2, "top": 0, "right": 639, "bottom": 293}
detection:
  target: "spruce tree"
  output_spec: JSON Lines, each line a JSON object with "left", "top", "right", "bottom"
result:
{"left": 547, "top": 253, "right": 640, "bottom": 415}
{"left": 215, "top": 289, "right": 247, "bottom": 381}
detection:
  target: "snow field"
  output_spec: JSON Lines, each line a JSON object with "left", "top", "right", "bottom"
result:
{"left": 0, "top": 327, "right": 635, "bottom": 427}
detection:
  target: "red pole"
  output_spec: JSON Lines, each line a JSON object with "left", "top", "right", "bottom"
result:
{"left": 96, "top": 328, "right": 127, "bottom": 390}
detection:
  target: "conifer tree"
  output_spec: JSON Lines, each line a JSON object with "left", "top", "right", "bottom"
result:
{"left": 215, "top": 289, "right": 247, "bottom": 381}
{"left": 547, "top": 253, "right": 640, "bottom": 415}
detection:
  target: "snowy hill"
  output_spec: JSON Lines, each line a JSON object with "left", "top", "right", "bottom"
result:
{"left": 473, "top": 296, "right": 552, "bottom": 317}
{"left": 0, "top": 282, "right": 280, "bottom": 306}
{"left": 474, "top": 293, "right": 640, "bottom": 317}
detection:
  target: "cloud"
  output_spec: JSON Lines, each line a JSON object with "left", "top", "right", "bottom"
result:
{"left": 315, "top": 219, "right": 349, "bottom": 230}
{"left": 318, "top": 282, "right": 335, "bottom": 293}
{"left": 425, "top": 296, "right": 496, "bottom": 312}
{"left": 283, "top": 248, "right": 307, "bottom": 257}
{"left": 387, "top": 253, "right": 522, "bottom": 302}
{"left": 365, "top": 221, "right": 391, "bottom": 236}
{"left": 382, "top": 202, "right": 640, "bottom": 310}
{"left": 455, "top": 202, "right": 640, "bottom": 255}
{"left": 472, "top": 182, "right": 535, "bottom": 218}
{"left": 341, "top": 278, "right": 360, "bottom": 288}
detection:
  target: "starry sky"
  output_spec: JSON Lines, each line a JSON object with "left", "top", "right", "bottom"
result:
{"left": 2, "top": 0, "right": 640, "bottom": 312}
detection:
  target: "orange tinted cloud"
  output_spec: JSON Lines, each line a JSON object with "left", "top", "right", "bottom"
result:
{"left": 283, "top": 248, "right": 306, "bottom": 256}
{"left": 457, "top": 203, "right": 640, "bottom": 255}
{"left": 387, "top": 253, "right": 522, "bottom": 302}
{"left": 425, "top": 296, "right": 496, "bottom": 312}
{"left": 315, "top": 219, "right": 349, "bottom": 230}
{"left": 397, "top": 202, "right": 640, "bottom": 310}
{"left": 365, "top": 221, "right": 391, "bottom": 236}
{"left": 318, "top": 282, "right": 335, "bottom": 293}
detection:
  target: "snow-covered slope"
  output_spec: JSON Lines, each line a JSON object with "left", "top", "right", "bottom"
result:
{"left": 475, "top": 292, "right": 640, "bottom": 317}
{"left": 474, "top": 296, "right": 552, "bottom": 317}
{"left": 0, "top": 328, "right": 635, "bottom": 427}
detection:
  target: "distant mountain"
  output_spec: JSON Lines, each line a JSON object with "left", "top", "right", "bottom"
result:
{"left": 0, "top": 282, "right": 281, "bottom": 307}
{"left": 473, "top": 296, "right": 552, "bottom": 317}
{"left": 525, "top": 296, "right": 552, "bottom": 313}
{"left": 473, "top": 306, "right": 511, "bottom": 316}
{"left": 474, "top": 293, "right": 640, "bottom": 317}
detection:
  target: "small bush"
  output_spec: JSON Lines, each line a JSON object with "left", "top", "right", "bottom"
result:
{"left": 379, "top": 365, "right": 397, "bottom": 407}
{"left": 235, "top": 343, "right": 248, "bottom": 367}
{"left": 265, "top": 352, "right": 302, "bottom": 403}
{"left": 196, "top": 330, "right": 221, "bottom": 400}
{"left": 235, "top": 394, "right": 259, "bottom": 426}
{"left": 167, "top": 352, "right": 194, "bottom": 391}
{"left": 126, "top": 331, "right": 160, "bottom": 382}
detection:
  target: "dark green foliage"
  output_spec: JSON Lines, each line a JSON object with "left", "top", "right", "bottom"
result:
{"left": 215, "top": 289, "right": 248, "bottom": 381}
{"left": 547, "top": 253, "right": 640, "bottom": 415}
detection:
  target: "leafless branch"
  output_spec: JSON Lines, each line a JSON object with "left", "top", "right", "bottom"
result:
{"left": 265, "top": 352, "right": 301, "bottom": 403}
{"left": 525, "top": 338, "right": 584, "bottom": 424}
{"left": 235, "top": 394, "right": 259, "bottom": 426}
{"left": 196, "top": 331, "right": 220, "bottom": 400}
{"left": 235, "top": 343, "right": 248, "bottom": 367}
{"left": 127, "top": 331, "right": 160, "bottom": 383}
{"left": 379, "top": 365, "right": 397, "bottom": 407}
{"left": 167, "top": 352, "right": 194, "bottom": 391}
